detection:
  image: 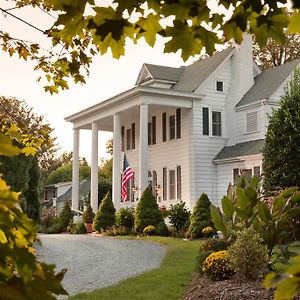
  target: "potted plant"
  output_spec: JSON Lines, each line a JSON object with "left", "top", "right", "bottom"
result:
{"left": 83, "top": 204, "right": 95, "bottom": 233}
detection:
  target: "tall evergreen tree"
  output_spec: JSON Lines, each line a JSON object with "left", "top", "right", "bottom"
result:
{"left": 262, "top": 68, "right": 300, "bottom": 192}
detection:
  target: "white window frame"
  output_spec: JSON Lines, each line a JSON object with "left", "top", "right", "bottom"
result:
{"left": 215, "top": 80, "right": 224, "bottom": 93}
{"left": 211, "top": 110, "right": 222, "bottom": 137}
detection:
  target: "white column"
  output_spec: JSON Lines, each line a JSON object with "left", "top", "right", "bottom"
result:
{"left": 72, "top": 128, "right": 80, "bottom": 210}
{"left": 112, "top": 113, "right": 121, "bottom": 210}
{"left": 91, "top": 122, "right": 99, "bottom": 213}
{"left": 139, "top": 104, "right": 148, "bottom": 198}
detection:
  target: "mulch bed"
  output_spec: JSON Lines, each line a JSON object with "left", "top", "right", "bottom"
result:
{"left": 184, "top": 274, "right": 300, "bottom": 300}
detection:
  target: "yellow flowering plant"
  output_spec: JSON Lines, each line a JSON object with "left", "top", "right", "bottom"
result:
{"left": 201, "top": 226, "right": 214, "bottom": 236}
{"left": 143, "top": 225, "right": 156, "bottom": 236}
{"left": 202, "top": 250, "right": 234, "bottom": 281}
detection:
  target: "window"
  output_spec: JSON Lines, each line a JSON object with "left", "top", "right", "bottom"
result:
{"left": 233, "top": 168, "right": 239, "bottom": 183}
{"left": 169, "top": 115, "right": 176, "bottom": 140}
{"left": 169, "top": 170, "right": 176, "bottom": 200}
{"left": 177, "top": 166, "right": 182, "bottom": 200}
{"left": 148, "top": 122, "right": 152, "bottom": 145}
{"left": 163, "top": 167, "right": 167, "bottom": 201}
{"left": 131, "top": 123, "right": 135, "bottom": 149}
{"left": 254, "top": 166, "right": 261, "bottom": 178}
{"left": 246, "top": 111, "right": 258, "bottom": 133}
{"left": 126, "top": 128, "right": 131, "bottom": 150}
{"left": 131, "top": 173, "right": 135, "bottom": 202}
{"left": 203, "top": 107, "right": 209, "bottom": 135}
{"left": 162, "top": 112, "right": 167, "bottom": 142}
{"left": 176, "top": 108, "right": 181, "bottom": 139}
{"left": 152, "top": 170, "right": 157, "bottom": 199}
{"left": 152, "top": 116, "right": 156, "bottom": 144}
{"left": 212, "top": 111, "right": 222, "bottom": 136}
{"left": 240, "top": 168, "right": 252, "bottom": 178}
{"left": 121, "top": 126, "right": 125, "bottom": 151}
{"left": 216, "top": 81, "right": 224, "bottom": 92}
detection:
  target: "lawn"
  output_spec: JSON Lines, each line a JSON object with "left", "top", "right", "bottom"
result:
{"left": 70, "top": 237, "right": 200, "bottom": 300}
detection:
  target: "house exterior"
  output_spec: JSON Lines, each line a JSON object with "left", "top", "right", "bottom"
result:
{"left": 65, "top": 35, "right": 300, "bottom": 212}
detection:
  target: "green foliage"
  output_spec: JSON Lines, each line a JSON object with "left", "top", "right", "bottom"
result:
{"left": 83, "top": 204, "right": 95, "bottom": 224}
{"left": 228, "top": 227, "right": 268, "bottom": 280}
{"left": 143, "top": 225, "right": 156, "bottom": 236}
{"left": 59, "top": 201, "right": 73, "bottom": 231}
{"left": 168, "top": 201, "right": 191, "bottom": 233}
{"left": 1, "top": 1, "right": 298, "bottom": 92}
{"left": 210, "top": 176, "right": 300, "bottom": 257}
{"left": 200, "top": 239, "right": 230, "bottom": 252}
{"left": 98, "top": 178, "right": 112, "bottom": 207}
{"left": 134, "top": 188, "right": 163, "bottom": 232}
{"left": 264, "top": 254, "right": 300, "bottom": 300}
{"left": 99, "top": 158, "right": 112, "bottom": 181}
{"left": 263, "top": 68, "right": 300, "bottom": 192}
{"left": 67, "top": 223, "right": 87, "bottom": 234}
{"left": 189, "top": 193, "right": 213, "bottom": 239}
{"left": 115, "top": 208, "right": 134, "bottom": 229}
{"left": 155, "top": 222, "right": 170, "bottom": 237}
{"left": 201, "top": 226, "right": 214, "bottom": 237}
{"left": 47, "top": 217, "right": 63, "bottom": 234}
{"left": 202, "top": 250, "right": 234, "bottom": 281}
{"left": 197, "top": 250, "right": 213, "bottom": 273}
{"left": 93, "top": 192, "right": 116, "bottom": 232}
{"left": 104, "top": 225, "right": 131, "bottom": 236}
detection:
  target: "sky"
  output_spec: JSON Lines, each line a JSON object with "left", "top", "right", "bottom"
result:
{"left": 0, "top": 1, "right": 191, "bottom": 164}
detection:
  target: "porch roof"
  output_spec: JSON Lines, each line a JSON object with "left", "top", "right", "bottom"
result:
{"left": 65, "top": 85, "right": 203, "bottom": 130}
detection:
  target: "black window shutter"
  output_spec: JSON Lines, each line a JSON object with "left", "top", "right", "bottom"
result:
{"left": 203, "top": 107, "right": 209, "bottom": 135}
{"left": 121, "top": 126, "right": 125, "bottom": 151}
{"left": 131, "top": 123, "right": 135, "bottom": 149}
{"left": 176, "top": 108, "right": 181, "bottom": 139}
{"left": 162, "top": 112, "right": 167, "bottom": 142}
{"left": 152, "top": 116, "right": 156, "bottom": 144}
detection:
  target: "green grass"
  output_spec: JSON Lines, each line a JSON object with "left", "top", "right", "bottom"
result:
{"left": 69, "top": 237, "right": 200, "bottom": 300}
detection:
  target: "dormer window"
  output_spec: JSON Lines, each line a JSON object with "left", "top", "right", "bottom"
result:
{"left": 216, "top": 81, "right": 224, "bottom": 92}
{"left": 246, "top": 111, "right": 258, "bottom": 133}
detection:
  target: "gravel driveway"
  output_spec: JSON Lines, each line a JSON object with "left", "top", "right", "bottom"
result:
{"left": 36, "top": 234, "right": 166, "bottom": 297}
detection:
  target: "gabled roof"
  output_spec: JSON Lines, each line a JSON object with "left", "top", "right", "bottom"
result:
{"left": 45, "top": 181, "right": 72, "bottom": 189}
{"left": 173, "top": 47, "right": 234, "bottom": 92}
{"left": 213, "top": 139, "right": 265, "bottom": 162}
{"left": 136, "top": 47, "right": 234, "bottom": 91}
{"left": 236, "top": 59, "right": 300, "bottom": 107}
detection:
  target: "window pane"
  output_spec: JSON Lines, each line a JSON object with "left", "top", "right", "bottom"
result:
{"left": 121, "top": 126, "right": 125, "bottom": 151}
{"left": 176, "top": 108, "right": 181, "bottom": 139}
{"left": 131, "top": 123, "right": 135, "bottom": 149}
{"left": 233, "top": 168, "right": 239, "bottom": 183}
{"left": 169, "top": 115, "right": 175, "bottom": 140}
{"left": 177, "top": 166, "right": 181, "bottom": 200}
{"left": 126, "top": 129, "right": 131, "bottom": 150}
{"left": 162, "top": 112, "right": 167, "bottom": 142}
{"left": 202, "top": 107, "right": 209, "bottom": 135}
{"left": 148, "top": 122, "right": 152, "bottom": 145}
{"left": 216, "top": 81, "right": 223, "bottom": 92}
{"left": 169, "top": 170, "right": 175, "bottom": 200}
{"left": 254, "top": 166, "right": 260, "bottom": 178}
{"left": 163, "top": 167, "right": 167, "bottom": 201}
{"left": 212, "top": 111, "right": 221, "bottom": 136}
{"left": 152, "top": 116, "right": 156, "bottom": 144}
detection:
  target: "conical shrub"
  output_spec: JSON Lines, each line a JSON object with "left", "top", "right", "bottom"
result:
{"left": 93, "top": 192, "right": 115, "bottom": 232}
{"left": 134, "top": 187, "right": 163, "bottom": 232}
{"left": 189, "top": 193, "right": 213, "bottom": 239}
{"left": 59, "top": 201, "right": 73, "bottom": 231}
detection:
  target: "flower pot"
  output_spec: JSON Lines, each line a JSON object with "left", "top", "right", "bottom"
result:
{"left": 85, "top": 223, "right": 93, "bottom": 233}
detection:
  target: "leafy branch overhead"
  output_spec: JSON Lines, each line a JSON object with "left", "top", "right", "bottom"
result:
{"left": 1, "top": 0, "right": 300, "bottom": 93}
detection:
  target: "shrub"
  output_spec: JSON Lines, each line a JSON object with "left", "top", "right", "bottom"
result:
{"left": 47, "top": 217, "right": 63, "bottom": 234}
{"left": 228, "top": 227, "right": 268, "bottom": 280}
{"left": 134, "top": 188, "right": 163, "bottom": 232}
{"left": 67, "top": 223, "right": 77, "bottom": 234}
{"left": 202, "top": 250, "right": 234, "bottom": 281}
{"left": 40, "top": 207, "right": 57, "bottom": 231}
{"left": 75, "top": 223, "right": 87, "bottom": 234}
{"left": 189, "top": 193, "right": 214, "bottom": 239}
{"left": 168, "top": 201, "right": 191, "bottom": 233}
{"left": 113, "top": 225, "right": 131, "bottom": 236}
{"left": 59, "top": 201, "right": 73, "bottom": 231}
{"left": 83, "top": 204, "right": 95, "bottom": 223}
{"left": 159, "top": 206, "right": 170, "bottom": 218}
{"left": 93, "top": 192, "right": 116, "bottom": 232}
{"left": 143, "top": 225, "right": 156, "bottom": 236}
{"left": 197, "top": 250, "right": 213, "bottom": 273}
{"left": 115, "top": 207, "right": 134, "bottom": 229}
{"left": 200, "top": 238, "right": 230, "bottom": 252}
{"left": 155, "top": 221, "right": 169, "bottom": 236}
{"left": 98, "top": 179, "right": 112, "bottom": 207}
{"left": 202, "top": 226, "right": 214, "bottom": 237}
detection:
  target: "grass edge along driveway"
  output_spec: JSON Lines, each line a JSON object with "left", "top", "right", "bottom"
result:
{"left": 70, "top": 237, "right": 200, "bottom": 300}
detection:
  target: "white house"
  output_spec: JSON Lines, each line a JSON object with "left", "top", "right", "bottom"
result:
{"left": 65, "top": 35, "right": 300, "bottom": 212}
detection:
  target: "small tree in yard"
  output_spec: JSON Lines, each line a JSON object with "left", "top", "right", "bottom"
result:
{"left": 189, "top": 193, "right": 214, "bottom": 239}
{"left": 169, "top": 201, "right": 191, "bottom": 233}
{"left": 262, "top": 68, "right": 300, "bottom": 193}
{"left": 59, "top": 201, "right": 73, "bottom": 231}
{"left": 93, "top": 192, "right": 116, "bottom": 232}
{"left": 83, "top": 204, "right": 95, "bottom": 224}
{"left": 134, "top": 188, "right": 163, "bottom": 232}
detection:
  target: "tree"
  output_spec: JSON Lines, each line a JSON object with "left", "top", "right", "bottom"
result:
{"left": 189, "top": 193, "right": 214, "bottom": 239}
{"left": 0, "top": 1, "right": 299, "bottom": 93}
{"left": 253, "top": 34, "right": 300, "bottom": 69}
{"left": 59, "top": 201, "right": 73, "bottom": 231}
{"left": 262, "top": 68, "right": 300, "bottom": 192}
{"left": 93, "top": 192, "right": 116, "bottom": 232}
{"left": 168, "top": 201, "right": 191, "bottom": 233}
{"left": 134, "top": 188, "right": 163, "bottom": 232}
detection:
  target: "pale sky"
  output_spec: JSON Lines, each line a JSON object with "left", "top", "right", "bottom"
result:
{"left": 0, "top": 1, "right": 191, "bottom": 164}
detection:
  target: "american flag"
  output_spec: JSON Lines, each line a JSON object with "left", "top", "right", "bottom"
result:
{"left": 121, "top": 155, "right": 134, "bottom": 202}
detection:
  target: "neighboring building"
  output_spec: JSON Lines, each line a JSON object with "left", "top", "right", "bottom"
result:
{"left": 65, "top": 35, "right": 300, "bottom": 212}
{"left": 44, "top": 179, "right": 90, "bottom": 211}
